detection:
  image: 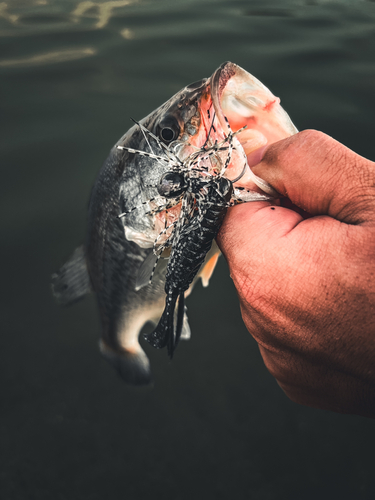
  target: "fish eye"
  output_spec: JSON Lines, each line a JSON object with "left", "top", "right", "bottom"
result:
{"left": 157, "top": 172, "right": 186, "bottom": 198}
{"left": 158, "top": 117, "right": 180, "bottom": 144}
{"left": 160, "top": 127, "right": 175, "bottom": 142}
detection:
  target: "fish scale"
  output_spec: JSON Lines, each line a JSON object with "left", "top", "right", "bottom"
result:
{"left": 52, "top": 62, "right": 297, "bottom": 384}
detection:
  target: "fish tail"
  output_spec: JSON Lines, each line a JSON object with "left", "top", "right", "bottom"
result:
{"left": 100, "top": 340, "right": 152, "bottom": 385}
{"left": 144, "top": 291, "right": 178, "bottom": 353}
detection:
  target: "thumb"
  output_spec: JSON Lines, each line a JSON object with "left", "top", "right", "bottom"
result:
{"left": 251, "top": 130, "right": 375, "bottom": 225}
{"left": 216, "top": 200, "right": 306, "bottom": 298}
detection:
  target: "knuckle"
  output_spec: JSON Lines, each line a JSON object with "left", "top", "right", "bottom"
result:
{"left": 298, "top": 128, "right": 325, "bottom": 144}
{"left": 345, "top": 155, "right": 374, "bottom": 191}
{"left": 299, "top": 129, "right": 343, "bottom": 167}
{"left": 360, "top": 160, "right": 375, "bottom": 187}
{"left": 297, "top": 129, "right": 334, "bottom": 162}
{"left": 264, "top": 129, "right": 332, "bottom": 171}
{"left": 299, "top": 131, "right": 375, "bottom": 222}
{"left": 335, "top": 157, "right": 375, "bottom": 222}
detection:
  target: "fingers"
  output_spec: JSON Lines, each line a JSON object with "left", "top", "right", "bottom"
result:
{"left": 251, "top": 130, "right": 375, "bottom": 225}
{"left": 217, "top": 130, "right": 375, "bottom": 417}
{"left": 216, "top": 198, "right": 356, "bottom": 354}
{"left": 217, "top": 198, "right": 307, "bottom": 265}
{"left": 216, "top": 201, "right": 312, "bottom": 307}
{"left": 258, "top": 345, "right": 375, "bottom": 417}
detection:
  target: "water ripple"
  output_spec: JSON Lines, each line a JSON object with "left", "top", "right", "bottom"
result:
{"left": 71, "top": 0, "right": 136, "bottom": 29}
{"left": 0, "top": 47, "right": 96, "bottom": 66}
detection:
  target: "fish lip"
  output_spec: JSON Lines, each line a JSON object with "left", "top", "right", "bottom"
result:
{"left": 210, "top": 61, "right": 238, "bottom": 131}
{"left": 209, "top": 61, "right": 250, "bottom": 181}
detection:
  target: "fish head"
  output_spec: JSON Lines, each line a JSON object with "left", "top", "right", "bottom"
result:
{"left": 119, "top": 62, "right": 297, "bottom": 248}
{"left": 118, "top": 78, "right": 212, "bottom": 248}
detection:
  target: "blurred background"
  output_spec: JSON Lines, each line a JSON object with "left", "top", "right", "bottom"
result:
{"left": 1, "top": 0, "right": 375, "bottom": 498}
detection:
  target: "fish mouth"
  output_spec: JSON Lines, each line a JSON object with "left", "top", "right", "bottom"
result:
{"left": 210, "top": 62, "right": 297, "bottom": 186}
{"left": 122, "top": 63, "right": 298, "bottom": 249}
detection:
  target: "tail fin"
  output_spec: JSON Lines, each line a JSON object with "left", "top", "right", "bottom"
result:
{"left": 51, "top": 246, "right": 91, "bottom": 306}
{"left": 144, "top": 291, "right": 185, "bottom": 358}
{"left": 100, "top": 340, "right": 152, "bottom": 385}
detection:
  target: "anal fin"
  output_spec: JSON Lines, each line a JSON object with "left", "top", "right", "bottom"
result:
{"left": 200, "top": 251, "right": 220, "bottom": 287}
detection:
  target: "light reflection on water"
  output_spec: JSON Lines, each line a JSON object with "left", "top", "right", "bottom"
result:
{"left": 0, "top": 0, "right": 137, "bottom": 40}
{"left": 71, "top": 0, "right": 135, "bottom": 29}
{"left": 0, "top": 46, "right": 96, "bottom": 66}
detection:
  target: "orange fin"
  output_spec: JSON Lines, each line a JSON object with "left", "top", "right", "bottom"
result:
{"left": 200, "top": 252, "right": 220, "bottom": 287}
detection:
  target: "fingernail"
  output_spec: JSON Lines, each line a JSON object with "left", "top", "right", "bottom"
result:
{"left": 246, "top": 145, "right": 267, "bottom": 168}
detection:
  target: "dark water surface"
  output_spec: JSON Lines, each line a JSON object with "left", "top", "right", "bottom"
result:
{"left": 1, "top": 0, "right": 375, "bottom": 499}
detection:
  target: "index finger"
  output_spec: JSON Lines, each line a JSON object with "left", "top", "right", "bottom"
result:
{"left": 251, "top": 130, "right": 375, "bottom": 225}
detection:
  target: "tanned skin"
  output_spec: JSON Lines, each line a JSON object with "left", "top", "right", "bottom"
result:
{"left": 217, "top": 130, "right": 375, "bottom": 418}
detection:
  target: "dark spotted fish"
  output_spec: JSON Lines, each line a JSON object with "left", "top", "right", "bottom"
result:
{"left": 52, "top": 62, "right": 297, "bottom": 385}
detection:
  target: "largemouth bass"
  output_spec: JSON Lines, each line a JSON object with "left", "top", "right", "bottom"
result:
{"left": 52, "top": 62, "right": 297, "bottom": 385}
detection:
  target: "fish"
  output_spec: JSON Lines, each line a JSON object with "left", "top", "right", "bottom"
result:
{"left": 123, "top": 123, "right": 251, "bottom": 358}
{"left": 52, "top": 62, "right": 297, "bottom": 385}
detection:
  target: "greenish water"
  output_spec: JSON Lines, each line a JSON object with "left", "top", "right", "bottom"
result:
{"left": 1, "top": 1, "right": 375, "bottom": 499}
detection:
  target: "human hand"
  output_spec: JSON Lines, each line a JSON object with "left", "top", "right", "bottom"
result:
{"left": 217, "top": 130, "right": 375, "bottom": 418}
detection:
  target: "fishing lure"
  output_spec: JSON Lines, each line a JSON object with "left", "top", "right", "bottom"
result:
{"left": 117, "top": 111, "right": 266, "bottom": 357}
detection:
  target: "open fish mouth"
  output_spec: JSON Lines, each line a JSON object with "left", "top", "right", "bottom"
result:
{"left": 209, "top": 61, "right": 297, "bottom": 191}
{"left": 211, "top": 62, "right": 297, "bottom": 146}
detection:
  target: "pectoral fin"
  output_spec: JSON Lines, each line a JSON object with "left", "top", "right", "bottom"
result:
{"left": 51, "top": 246, "right": 91, "bottom": 306}
{"left": 135, "top": 250, "right": 158, "bottom": 291}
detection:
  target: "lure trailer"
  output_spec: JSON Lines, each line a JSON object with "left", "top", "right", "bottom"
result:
{"left": 117, "top": 112, "right": 270, "bottom": 357}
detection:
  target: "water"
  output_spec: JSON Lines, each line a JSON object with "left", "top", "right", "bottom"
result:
{"left": 1, "top": 1, "right": 375, "bottom": 499}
